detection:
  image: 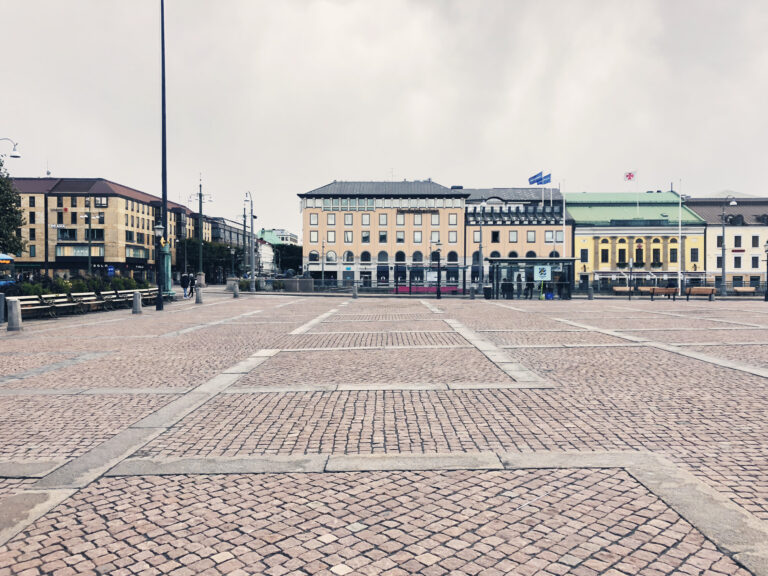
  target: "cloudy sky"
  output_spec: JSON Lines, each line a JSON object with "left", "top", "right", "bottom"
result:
{"left": 2, "top": 0, "right": 766, "bottom": 235}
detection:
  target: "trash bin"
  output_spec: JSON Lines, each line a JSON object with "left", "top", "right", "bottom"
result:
{"left": 483, "top": 286, "right": 493, "bottom": 299}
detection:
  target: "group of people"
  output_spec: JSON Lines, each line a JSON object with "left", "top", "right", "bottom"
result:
{"left": 180, "top": 274, "right": 196, "bottom": 299}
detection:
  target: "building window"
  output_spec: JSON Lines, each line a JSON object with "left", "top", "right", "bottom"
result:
{"left": 527, "top": 231, "right": 535, "bottom": 243}
{"left": 449, "top": 213, "right": 457, "bottom": 225}
{"left": 362, "top": 213, "right": 370, "bottom": 226}
{"left": 734, "top": 256, "right": 742, "bottom": 269}
{"left": 56, "top": 196, "right": 63, "bottom": 208}
{"left": 327, "top": 213, "right": 335, "bottom": 226}
{"left": 580, "top": 249, "right": 588, "bottom": 262}
{"left": 309, "top": 230, "right": 318, "bottom": 243}
{"left": 309, "top": 213, "right": 318, "bottom": 225}
{"left": 327, "top": 230, "right": 336, "bottom": 243}
{"left": 57, "top": 212, "right": 64, "bottom": 225}
{"left": 636, "top": 248, "right": 644, "bottom": 263}
{"left": 509, "top": 231, "right": 518, "bottom": 242}
{"left": 379, "top": 231, "right": 387, "bottom": 243}
{"left": 125, "top": 214, "right": 129, "bottom": 226}
{"left": 29, "top": 196, "right": 35, "bottom": 208}
{"left": 753, "top": 235, "right": 760, "bottom": 248}
{"left": 29, "top": 229, "right": 36, "bottom": 241}
{"left": 29, "top": 245, "right": 36, "bottom": 257}
{"left": 29, "top": 212, "right": 35, "bottom": 224}
{"left": 379, "top": 213, "right": 387, "bottom": 226}
{"left": 473, "top": 230, "right": 480, "bottom": 243}
{"left": 57, "top": 228, "right": 77, "bottom": 241}
{"left": 396, "top": 213, "right": 405, "bottom": 226}
{"left": 85, "top": 229, "right": 104, "bottom": 241}
{"left": 717, "top": 235, "right": 723, "bottom": 248}
{"left": 414, "top": 214, "right": 422, "bottom": 226}
{"left": 344, "top": 231, "right": 353, "bottom": 243}
{"left": 652, "top": 248, "right": 661, "bottom": 263}
{"left": 545, "top": 230, "right": 554, "bottom": 243}
{"left": 431, "top": 231, "right": 439, "bottom": 243}
{"left": 71, "top": 197, "right": 77, "bottom": 207}
{"left": 556, "top": 231, "right": 564, "bottom": 242}
{"left": 690, "top": 248, "right": 699, "bottom": 262}
{"left": 491, "top": 231, "right": 500, "bottom": 243}
{"left": 344, "top": 213, "right": 353, "bottom": 226}
{"left": 413, "top": 231, "right": 422, "bottom": 243}
{"left": 618, "top": 249, "right": 626, "bottom": 263}
{"left": 94, "top": 197, "right": 108, "bottom": 207}
{"left": 716, "top": 255, "right": 723, "bottom": 269}
{"left": 396, "top": 231, "right": 405, "bottom": 243}
{"left": 449, "top": 230, "right": 457, "bottom": 244}
{"left": 752, "top": 256, "right": 759, "bottom": 269}
{"left": 71, "top": 212, "right": 78, "bottom": 225}
{"left": 362, "top": 231, "right": 370, "bottom": 243}
{"left": 734, "top": 236, "right": 742, "bottom": 248}
{"left": 670, "top": 248, "right": 678, "bottom": 263}
{"left": 431, "top": 213, "right": 439, "bottom": 226}
{"left": 600, "top": 249, "right": 609, "bottom": 263}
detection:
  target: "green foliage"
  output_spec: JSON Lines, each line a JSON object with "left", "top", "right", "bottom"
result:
{"left": 20, "top": 282, "right": 43, "bottom": 296}
{"left": 238, "top": 279, "right": 251, "bottom": 291}
{"left": 51, "top": 277, "right": 71, "bottom": 294}
{"left": 272, "top": 244, "right": 303, "bottom": 273}
{"left": 0, "top": 158, "right": 26, "bottom": 255}
{"left": 273, "top": 280, "right": 285, "bottom": 291}
{"left": 69, "top": 279, "right": 88, "bottom": 293}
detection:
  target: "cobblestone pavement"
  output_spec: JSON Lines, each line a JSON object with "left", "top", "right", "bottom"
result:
{"left": 1, "top": 294, "right": 768, "bottom": 575}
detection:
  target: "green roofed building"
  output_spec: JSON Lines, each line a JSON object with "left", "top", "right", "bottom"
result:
{"left": 566, "top": 190, "right": 706, "bottom": 291}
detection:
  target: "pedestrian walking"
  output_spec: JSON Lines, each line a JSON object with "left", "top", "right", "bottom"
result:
{"left": 180, "top": 274, "right": 189, "bottom": 298}
{"left": 188, "top": 275, "right": 196, "bottom": 299}
{"left": 515, "top": 273, "right": 523, "bottom": 299}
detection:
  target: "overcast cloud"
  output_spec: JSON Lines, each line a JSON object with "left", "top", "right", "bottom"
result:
{"left": 2, "top": 0, "right": 767, "bottom": 235}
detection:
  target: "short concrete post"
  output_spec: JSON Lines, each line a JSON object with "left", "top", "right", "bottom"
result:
{"left": 353, "top": 285, "right": 358, "bottom": 299}
{"left": 469, "top": 286, "right": 476, "bottom": 300}
{"left": 233, "top": 283, "right": 239, "bottom": 298}
{"left": 195, "top": 287, "right": 203, "bottom": 304}
{"left": 588, "top": 285, "right": 594, "bottom": 300}
{"left": 0, "top": 293, "right": 5, "bottom": 324}
{"left": 7, "top": 298, "right": 22, "bottom": 331}
{"left": 132, "top": 291, "right": 142, "bottom": 314}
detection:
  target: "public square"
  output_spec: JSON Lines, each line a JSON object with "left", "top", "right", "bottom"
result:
{"left": 1, "top": 293, "right": 767, "bottom": 576}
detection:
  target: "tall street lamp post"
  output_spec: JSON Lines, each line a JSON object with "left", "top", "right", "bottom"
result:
{"left": 764, "top": 241, "right": 768, "bottom": 302}
{"left": 230, "top": 246, "right": 235, "bottom": 277}
{"left": 245, "top": 192, "right": 256, "bottom": 292}
{"left": 720, "top": 196, "right": 737, "bottom": 297}
{"left": 80, "top": 194, "right": 93, "bottom": 276}
{"left": 154, "top": 223, "right": 165, "bottom": 310}
{"left": 435, "top": 243, "right": 442, "bottom": 300}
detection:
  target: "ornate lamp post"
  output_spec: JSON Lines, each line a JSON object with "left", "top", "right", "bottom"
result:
{"left": 720, "top": 197, "right": 737, "bottom": 296}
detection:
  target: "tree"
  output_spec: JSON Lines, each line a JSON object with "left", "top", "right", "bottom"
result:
{"left": 0, "top": 158, "right": 25, "bottom": 255}
{"left": 272, "top": 244, "right": 303, "bottom": 274}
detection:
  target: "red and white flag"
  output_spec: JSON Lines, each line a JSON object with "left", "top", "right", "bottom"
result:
{"left": 624, "top": 171, "right": 636, "bottom": 181}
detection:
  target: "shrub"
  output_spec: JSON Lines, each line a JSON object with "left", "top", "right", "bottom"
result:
{"left": 122, "top": 276, "right": 138, "bottom": 290}
{"left": 20, "top": 282, "right": 43, "bottom": 296}
{"left": 52, "top": 277, "right": 71, "bottom": 294}
{"left": 69, "top": 279, "right": 88, "bottom": 293}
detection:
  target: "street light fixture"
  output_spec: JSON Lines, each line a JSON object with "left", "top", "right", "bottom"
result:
{"left": 433, "top": 242, "right": 442, "bottom": 300}
{"left": 720, "top": 196, "right": 737, "bottom": 297}
{"left": 0, "top": 138, "right": 21, "bottom": 158}
{"left": 80, "top": 196, "right": 93, "bottom": 276}
{"left": 230, "top": 246, "right": 235, "bottom": 277}
{"left": 244, "top": 192, "right": 256, "bottom": 292}
{"left": 154, "top": 223, "right": 165, "bottom": 310}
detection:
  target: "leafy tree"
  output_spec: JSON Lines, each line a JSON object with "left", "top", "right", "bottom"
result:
{"left": 0, "top": 158, "right": 25, "bottom": 255}
{"left": 272, "top": 244, "right": 303, "bottom": 274}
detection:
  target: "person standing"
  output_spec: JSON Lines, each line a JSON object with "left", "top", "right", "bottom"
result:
{"left": 180, "top": 274, "right": 189, "bottom": 298}
{"left": 188, "top": 274, "right": 196, "bottom": 299}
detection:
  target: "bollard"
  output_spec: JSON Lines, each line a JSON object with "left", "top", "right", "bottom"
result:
{"left": 470, "top": 286, "right": 476, "bottom": 300}
{"left": 0, "top": 293, "right": 5, "bottom": 324}
{"left": 233, "top": 283, "right": 240, "bottom": 298}
{"left": 353, "top": 285, "right": 358, "bottom": 299}
{"left": 587, "top": 285, "right": 594, "bottom": 300}
{"left": 132, "top": 291, "right": 142, "bottom": 314}
{"left": 6, "top": 298, "right": 22, "bottom": 331}
{"left": 195, "top": 287, "right": 203, "bottom": 304}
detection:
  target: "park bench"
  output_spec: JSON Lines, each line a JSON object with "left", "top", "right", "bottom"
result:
{"left": 15, "top": 295, "right": 55, "bottom": 319}
{"left": 70, "top": 291, "right": 105, "bottom": 313}
{"left": 37, "top": 293, "right": 80, "bottom": 317}
{"left": 685, "top": 286, "right": 716, "bottom": 301}
{"left": 138, "top": 287, "right": 159, "bottom": 305}
{"left": 612, "top": 286, "right": 631, "bottom": 294}
{"left": 734, "top": 286, "right": 757, "bottom": 296}
{"left": 637, "top": 286, "right": 653, "bottom": 294}
{"left": 649, "top": 286, "right": 677, "bottom": 301}
{"left": 100, "top": 289, "right": 133, "bottom": 310}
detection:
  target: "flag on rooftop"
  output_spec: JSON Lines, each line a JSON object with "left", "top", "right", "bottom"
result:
{"left": 528, "top": 172, "right": 543, "bottom": 185}
{"left": 540, "top": 173, "right": 551, "bottom": 185}
{"left": 624, "top": 171, "right": 636, "bottom": 181}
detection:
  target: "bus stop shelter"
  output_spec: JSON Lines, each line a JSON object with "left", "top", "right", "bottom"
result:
{"left": 484, "top": 257, "right": 576, "bottom": 299}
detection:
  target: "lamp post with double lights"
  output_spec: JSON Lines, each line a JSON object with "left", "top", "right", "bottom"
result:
{"left": 0, "top": 138, "right": 21, "bottom": 159}
{"left": 80, "top": 195, "right": 93, "bottom": 276}
{"left": 764, "top": 241, "right": 768, "bottom": 302}
{"left": 720, "top": 196, "right": 737, "bottom": 296}
{"left": 677, "top": 190, "right": 691, "bottom": 296}
{"left": 245, "top": 192, "right": 256, "bottom": 292}
{"left": 230, "top": 246, "right": 235, "bottom": 277}
{"left": 154, "top": 223, "right": 165, "bottom": 310}
{"left": 434, "top": 243, "right": 442, "bottom": 299}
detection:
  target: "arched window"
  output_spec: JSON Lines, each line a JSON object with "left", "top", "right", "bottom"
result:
{"left": 360, "top": 251, "right": 371, "bottom": 263}
{"left": 309, "top": 251, "right": 319, "bottom": 262}
{"left": 326, "top": 250, "right": 337, "bottom": 263}
{"left": 395, "top": 251, "right": 406, "bottom": 262}
{"left": 342, "top": 251, "right": 354, "bottom": 263}
{"left": 669, "top": 238, "right": 678, "bottom": 244}
{"left": 377, "top": 251, "right": 388, "bottom": 263}
{"left": 490, "top": 251, "right": 501, "bottom": 258}
{"left": 549, "top": 250, "right": 560, "bottom": 258}
{"left": 447, "top": 251, "right": 458, "bottom": 263}
{"left": 508, "top": 251, "right": 518, "bottom": 258}
{"left": 526, "top": 251, "right": 537, "bottom": 258}
{"left": 412, "top": 251, "right": 423, "bottom": 263}
{"left": 431, "top": 251, "right": 440, "bottom": 263}
{"left": 618, "top": 238, "right": 626, "bottom": 244}
{"left": 652, "top": 238, "right": 661, "bottom": 244}
{"left": 472, "top": 251, "right": 480, "bottom": 264}
{"left": 635, "top": 238, "right": 643, "bottom": 244}
{"left": 601, "top": 238, "right": 609, "bottom": 244}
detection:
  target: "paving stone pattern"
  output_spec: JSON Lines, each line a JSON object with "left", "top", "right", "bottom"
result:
{"left": 2, "top": 295, "right": 768, "bottom": 574}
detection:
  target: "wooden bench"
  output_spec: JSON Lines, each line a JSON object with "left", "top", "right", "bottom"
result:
{"left": 16, "top": 295, "right": 55, "bottom": 319}
{"left": 637, "top": 286, "right": 653, "bottom": 294}
{"left": 734, "top": 286, "right": 757, "bottom": 296}
{"left": 100, "top": 290, "right": 133, "bottom": 310}
{"left": 650, "top": 287, "right": 677, "bottom": 301}
{"left": 70, "top": 291, "right": 105, "bottom": 313}
{"left": 138, "top": 288, "right": 159, "bottom": 305}
{"left": 685, "top": 286, "right": 716, "bottom": 301}
{"left": 612, "top": 286, "right": 631, "bottom": 294}
{"left": 39, "top": 293, "right": 80, "bottom": 317}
